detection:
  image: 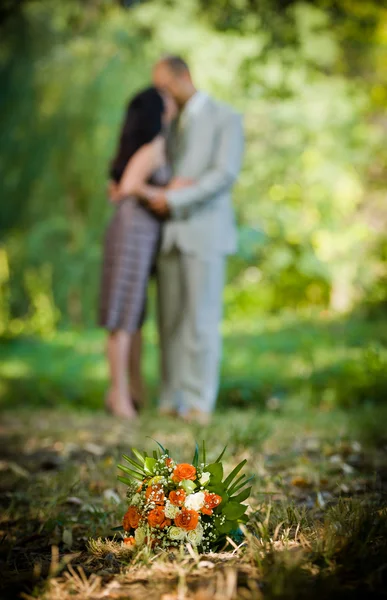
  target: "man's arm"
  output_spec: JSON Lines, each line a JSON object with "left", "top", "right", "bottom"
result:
{"left": 165, "top": 110, "right": 244, "bottom": 219}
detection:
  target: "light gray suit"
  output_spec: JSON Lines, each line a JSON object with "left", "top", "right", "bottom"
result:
{"left": 157, "top": 92, "right": 244, "bottom": 415}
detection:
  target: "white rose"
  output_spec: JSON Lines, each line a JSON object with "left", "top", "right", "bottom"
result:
{"left": 164, "top": 500, "right": 180, "bottom": 519}
{"left": 134, "top": 526, "right": 146, "bottom": 546}
{"left": 186, "top": 524, "right": 203, "bottom": 546}
{"left": 168, "top": 526, "right": 186, "bottom": 541}
{"left": 184, "top": 491, "right": 205, "bottom": 512}
{"left": 199, "top": 472, "right": 211, "bottom": 486}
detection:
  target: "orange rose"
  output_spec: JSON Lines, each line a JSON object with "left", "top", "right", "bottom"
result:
{"left": 172, "top": 463, "right": 197, "bottom": 482}
{"left": 174, "top": 509, "right": 199, "bottom": 531}
{"left": 201, "top": 493, "right": 222, "bottom": 516}
{"left": 145, "top": 483, "right": 165, "bottom": 505}
{"left": 169, "top": 489, "right": 186, "bottom": 506}
{"left": 205, "top": 492, "right": 222, "bottom": 508}
{"left": 123, "top": 536, "right": 136, "bottom": 546}
{"left": 165, "top": 457, "right": 173, "bottom": 467}
{"left": 201, "top": 506, "right": 212, "bottom": 515}
{"left": 123, "top": 506, "right": 141, "bottom": 530}
{"left": 147, "top": 507, "right": 171, "bottom": 529}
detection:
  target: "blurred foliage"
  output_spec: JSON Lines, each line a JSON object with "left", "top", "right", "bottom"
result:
{"left": 0, "top": 0, "right": 386, "bottom": 335}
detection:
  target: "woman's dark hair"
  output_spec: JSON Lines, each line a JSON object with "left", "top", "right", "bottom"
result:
{"left": 109, "top": 86, "right": 164, "bottom": 183}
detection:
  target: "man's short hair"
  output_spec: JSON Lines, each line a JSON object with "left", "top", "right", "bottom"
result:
{"left": 159, "top": 55, "right": 190, "bottom": 75}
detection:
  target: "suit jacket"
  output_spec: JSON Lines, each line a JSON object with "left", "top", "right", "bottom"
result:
{"left": 163, "top": 93, "right": 244, "bottom": 257}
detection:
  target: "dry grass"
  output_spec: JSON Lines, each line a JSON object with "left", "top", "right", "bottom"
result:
{"left": 1, "top": 404, "right": 387, "bottom": 599}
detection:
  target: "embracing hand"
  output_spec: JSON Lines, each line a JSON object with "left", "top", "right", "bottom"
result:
{"left": 148, "top": 191, "right": 170, "bottom": 216}
{"left": 168, "top": 177, "right": 194, "bottom": 190}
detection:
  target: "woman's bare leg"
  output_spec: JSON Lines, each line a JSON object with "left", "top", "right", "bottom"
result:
{"left": 129, "top": 329, "right": 146, "bottom": 410}
{"left": 106, "top": 330, "right": 137, "bottom": 418}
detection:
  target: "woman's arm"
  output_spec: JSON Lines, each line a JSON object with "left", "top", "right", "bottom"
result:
{"left": 114, "top": 138, "right": 194, "bottom": 212}
{"left": 114, "top": 141, "right": 159, "bottom": 200}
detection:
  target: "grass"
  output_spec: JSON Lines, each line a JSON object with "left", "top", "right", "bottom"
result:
{"left": 0, "top": 311, "right": 386, "bottom": 598}
{"left": 1, "top": 402, "right": 387, "bottom": 599}
{"left": 1, "top": 311, "right": 387, "bottom": 410}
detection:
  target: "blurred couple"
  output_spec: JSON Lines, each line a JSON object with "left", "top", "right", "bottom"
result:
{"left": 99, "top": 56, "right": 244, "bottom": 423}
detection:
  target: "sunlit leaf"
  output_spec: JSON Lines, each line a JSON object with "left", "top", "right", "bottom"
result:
{"left": 224, "top": 460, "right": 247, "bottom": 490}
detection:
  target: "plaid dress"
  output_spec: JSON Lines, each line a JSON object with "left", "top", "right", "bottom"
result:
{"left": 99, "top": 165, "right": 171, "bottom": 332}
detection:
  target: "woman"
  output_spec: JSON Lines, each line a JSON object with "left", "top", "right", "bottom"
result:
{"left": 99, "top": 86, "right": 177, "bottom": 419}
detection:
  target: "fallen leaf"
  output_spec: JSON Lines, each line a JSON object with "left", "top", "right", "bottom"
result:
{"left": 80, "top": 503, "right": 99, "bottom": 513}
{"left": 316, "top": 491, "right": 325, "bottom": 508}
{"left": 103, "top": 489, "right": 121, "bottom": 504}
{"left": 291, "top": 476, "right": 311, "bottom": 488}
{"left": 329, "top": 455, "right": 342, "bottom": 464}
{"left": 62, "top": 528, "right": 73, "bottom": 548}
{"left": 66, "top": 496, "right": 83, "bottom": 506}
{"left": 198, "top": 560, "right": 216, "bottom": 569}
{"left": 84, "top": 443, "right": 105, "bottom": 457}
{"left": 342, "top": 463, "right": 354, "bottom": 474}
{"left": 0, "top": 460, "right": 29, "bottom": 478}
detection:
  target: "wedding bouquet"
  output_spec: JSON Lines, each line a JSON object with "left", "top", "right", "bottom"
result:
{"left": 117, "top": 441, "right": 252, "bottom": 553}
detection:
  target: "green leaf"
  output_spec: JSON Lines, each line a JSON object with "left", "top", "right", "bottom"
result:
{"left": 223, "top": 501, "right": 248, "bottom": 520}
{"left": 229, "top": 476, "right": 255, "bottom": 496}
{"left": 230, "top": 487, "right": 252, "bottom": 504}
{"left": 207, "top": 483, "right": 226, "bottom": 497}
{"left": 216, "top": 491, "right": 229, "bottom": 508}
{"left": 228, "top": 474, "right": 246, "bottom": 495}
{"left": 192, "top": 442, "right": 199, "bottom": 468}
{"left": 153, "top": 450, "right": 158, "bottom": 460}
{"left": 117, "top": 475, "right": 134, "bottom": 486}
{"left": 224, "top": 460, "right": 247, "bottom": 490}
{"left": 202, "top": 440, "right": 206, "bottom": 465}
{"left": 146, "top": 437, "right": 167, "bottom": 455}
{"left": 206, "top": 462, "right": 223, "bottom": 483}
{"left": 117, "top": 464, "right": 144, "bottom": 481}
{"left": 215, "top": 445, "right": 227, "bottom": 463}
{"left": 122, "top": 454, "right": 146, "bottom": 474}
{"left": 111, "top": 525, "right": 124, "bottom": 531}
{"left": 132, "top": 448, "right": 146, "bottom": 464}
{"left": 144, "top": 457, "right": 157, "bottom": 476}
{"left": 214, "top": 516, "right": 237, "bottom": 534}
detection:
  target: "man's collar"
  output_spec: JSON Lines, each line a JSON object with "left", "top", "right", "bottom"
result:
{"left": 181, "top": 91, "right": 207, "bottom": 120}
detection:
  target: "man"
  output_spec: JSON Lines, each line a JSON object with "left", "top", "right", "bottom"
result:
{"left": 150, "top": 55, "right": 244, "bottom": 423}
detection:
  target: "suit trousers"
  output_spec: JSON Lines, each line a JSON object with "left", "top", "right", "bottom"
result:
{"left": 157, "top": 248, "right": 225, "bottom": 414}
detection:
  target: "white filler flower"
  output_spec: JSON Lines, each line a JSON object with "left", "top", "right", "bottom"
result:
{"left": 185, "top": 491, "right": 205, "bottom": 511}
{"left": 187, "top": 524, "right": 204, "bottom": 546}
{"left": 164, "top": 500, "right": 180, "bottom": 519}
{"left": 168, "top": 526, "right": 186, "bottom": 541}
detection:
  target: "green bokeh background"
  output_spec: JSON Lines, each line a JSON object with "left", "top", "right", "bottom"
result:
{"left": 0, "top": 0, "right": 386, "bottom": 409}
